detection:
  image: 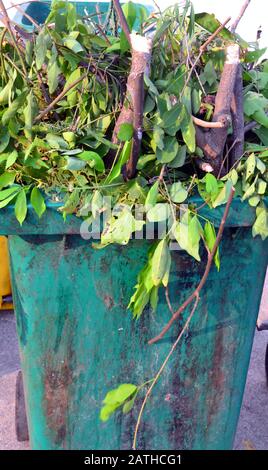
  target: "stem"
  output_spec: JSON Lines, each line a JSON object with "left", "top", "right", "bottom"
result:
{"left": 148, "top": 187, "right": 235, "bottom": 345}
{"left": 0, "top": 0, "right": 27, "bottom": 76}
{"left": 35, "top": 73, "right": 87, "bottom": 122}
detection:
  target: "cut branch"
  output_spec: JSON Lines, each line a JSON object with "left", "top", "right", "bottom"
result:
{"left": 110, "top": 0, "right": 153, "bottom": 178}
{"left": 195, "top": 44, "right": 240, "bottom": 175}
{"left": 148, "top": 187, "right": 235, "bottom": 345}
{"left": 230, "top": 0, "right": 251, "bottom": 33}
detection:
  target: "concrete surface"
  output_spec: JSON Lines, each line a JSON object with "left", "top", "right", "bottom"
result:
{"left": 0, "top": 274, "right": 267, "bottom": 450}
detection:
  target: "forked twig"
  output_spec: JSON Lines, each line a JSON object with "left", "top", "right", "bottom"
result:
{"left": 148, "top": 187, "right": 235, "bottom": 345}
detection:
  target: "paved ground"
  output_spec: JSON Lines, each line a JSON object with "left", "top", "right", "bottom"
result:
{"left": 0, "top": 274, "right": 267, "bottom": 450}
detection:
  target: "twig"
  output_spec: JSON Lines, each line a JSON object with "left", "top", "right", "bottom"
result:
{"left": 148, "top": 187, "right": 235, "bottom": 345}
{"left": 34, "top": 73, "right": 87, "bottom": 122}
{"left": 112, "top": 0, "right": 131, "bottom": 45}
{"left": 165, "top": 287, "right": 175, "bottom": 316}
{"left": 244, "top": 119, "right": 258, "bottom": 133}
{"left": 11, "top": 1, "right": 41, "bottom": 30}
{"left": 230, "top": 0, "right": 251, "bottom": 33}
{"left": 180, "top": 17, "right": 231, "bottom": 100}
{"left": 192, "top": 116, "right": 225, "bottom": 129}
{"left": 0, "top": 0, "right": 27, "bottom": 76}
{"left": 133, "top": 295, "right": 200, "bottom": 450}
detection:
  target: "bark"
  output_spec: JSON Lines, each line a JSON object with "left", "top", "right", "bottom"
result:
{"left": 230, "top": 64, "right": 244, "bottom": 166}
{"left": 109, "top": 34, "right": 153, "bottom": 178}
{"left": 195, "top": 44, "right": 241, "bottom": 175}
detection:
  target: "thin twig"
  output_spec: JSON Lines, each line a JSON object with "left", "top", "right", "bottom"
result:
{"left": 192, "top": 116, "right": 225, "bottom": 129}
{"left": 148, "top": 187, "right": 235, "bottom": 345}
{"left": 0, "top": 0, "right": 27, "bottom": 76}
{"left": 132, "top": 294, "right": 200, "bottom": 450}
{"left": 180, "top": 17, "right": 231, "bottom": 100}
{"left": 11, "top": 1, "right": 41, "bottom": 30}
{"left": 34, "top": 73, "right": 87, "bottom": 122}
{"left": 165, "top": 287, "right": 175, "bottom": 316}
{"left": 230, "top": 0, "right": 251, "bottom": 33}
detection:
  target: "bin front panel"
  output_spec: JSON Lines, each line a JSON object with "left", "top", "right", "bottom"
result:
{"left": 8, "top": 228, "right": 268, "bottom": 450}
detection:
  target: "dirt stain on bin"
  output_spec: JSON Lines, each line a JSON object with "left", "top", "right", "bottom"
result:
{"left": 44, "top": 358, "right": 72, "bottom": 446}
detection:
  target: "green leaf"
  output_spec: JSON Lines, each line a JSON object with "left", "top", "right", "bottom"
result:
{"left": 78, "top": 151, "right": 105, "bottom": 172}
{"left": 168, "top": 145, "right": 187, "bottom": 168}
{"left": 200, "top": 61, "right": 217, "bottom": 87}
{"left": 65, "top": 157, "right": 86, "bottom": 171}
{"left": 173, "top": 212, "right": 203, "bottom": 261}
{"left": 100, "top": 383, "right": 137, "bottom": 421}
{"left": 64, "top": 37, "right": 84, "bottom": 53}
{"left": 252, "top": 207, "right": 268, "bottom": 240}
{"left": 47, "top": 47, "right": 61, "bottom": 94}
{"left": 0, "top": 127, "right": 10, "bottom": 153}
{"left": 204, "top": 173, "right": 219, "bottom": 196}
{"left": 35, "top": 30, "right": 51, "bottom": 70}
{"left": 91, "top": 190, "right": 103, "bottom": 218}
{"left": 46, "top": 133, "right": 69, "bottom": 149}
{"left": 5, "top": 150, "right": 18, "bottom": 169}
{"left": 15, "top": 190, "right": 27, "bottom": 225}
{"left": 170, "top": 182, "right": 188, "bottom": 203}
{"left": 105, "top": 141, "right": 131, "bottom": 185}
{"left": 2, "top": 91, "right": 27, "bottom": 125}
{"left": 101, "top": 207, "right": 144, "bottom": 246}
{"left": 120, "top": 1, "right": 137, "bottom": 52}
{"left": 245, "top": 153, "right": 256, "bottom": 181}
{"left": 204, "top": 221, "right": 220, "bottom": 271}
{"left": 156, "top": 136, "right": 179, "bottom": 163}
{"left": 181, "top": 111, "right": 196, "bottom": 152}
{"left": 0, "top": 190, "right": 20, "bottom": 208}
{"left": 24, "top": 91, "right": 38, "bottom": 140}
{"left": 147, "top": 203, "right": 171, "bottom": 222}
{"left": 151, "top": 239, "right": 171, "bottom": 286}
{"left": 244, "top": 91, "right": 268, "bottom": 118}
{"left": 30, "top": 188, "right": 46, "bottom": 218}
{"left": 117, "top": 123, "right": 133, "bottom": 142}
{"left": 212, "top": 180, "right": 233, "bottom": 208}
{"left": 0, "top": 172, "right": 16, "bottom": 189}
{"left": 0, "top": 186, "right": 20, "bottom": 200}
{"left": 161, "top": 103, "right": 183, "bottom": 135}
{"left": 244, "top": 48, "right": 267, "bottom": 63}
{"left": 195, "top": 12, "right": 248, "bottom": 47}
{"left": 145, "top": 180, "right": 159, "bottom": 208}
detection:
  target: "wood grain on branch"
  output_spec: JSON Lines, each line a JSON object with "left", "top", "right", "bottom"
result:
{"left": 148, "top": 187, "right": 235, "bottom": 345}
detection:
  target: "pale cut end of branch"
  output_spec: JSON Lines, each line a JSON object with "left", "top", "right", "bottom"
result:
{"left": 130, "top": 33, "right": 153, "bottom": 54}
{"left": 225, "top": 43, "right": 240, "bottom": 65}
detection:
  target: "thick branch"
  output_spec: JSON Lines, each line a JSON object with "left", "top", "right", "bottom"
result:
{"left": 230, "top": 0, "right": 251, "bottom": 33}
{"left": 148, "top": 187, "right": 235, "bottom": 345}
{"left": 195, "top": 44, "right": 240, "bottom": 174}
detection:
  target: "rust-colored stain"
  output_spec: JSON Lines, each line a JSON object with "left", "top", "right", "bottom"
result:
{"left": 44, "top": 358, "right": 72, "bottom": 446}
{"left": 104, "top": 295, "right": 114, "bottom": 309}
{"left": 206, "top": 326, "right": 225, "bottom": 427}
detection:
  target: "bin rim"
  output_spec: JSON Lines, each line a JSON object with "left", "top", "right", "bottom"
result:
{"left": 0, "top": 195, "right": 266, "bottom": 236}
